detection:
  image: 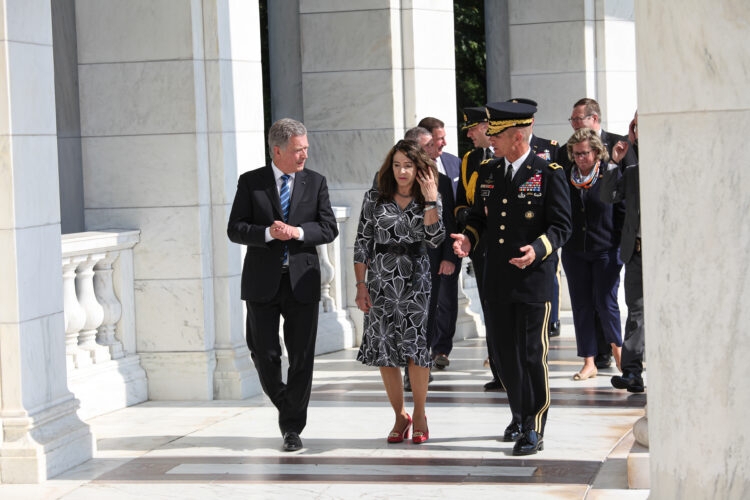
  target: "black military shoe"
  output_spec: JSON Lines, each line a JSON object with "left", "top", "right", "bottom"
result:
{"left": 484, "top": 378, "right": 505, "bottom": 391}
{"left": 503, "top": 421, "right": 522, "bottom": 442}
{"left": 512, "top": 430, "right": 543, "bottom": 456}
{"left": 594, "top": 353, "right": 612, "bottom": 369}
{"left": 282, "top": 432, "right": 303, "bottom": 452}
{"left": 611, "top": 372, "right": 645, "bottom": 393}
{"left": 548, "top": 320, "right": 561, "bottom": 337}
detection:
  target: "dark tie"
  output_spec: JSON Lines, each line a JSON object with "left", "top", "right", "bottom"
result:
{"left": 505, "top": 163, "right": 514, "bottom": 190}
{"left": 279, "top": 174, "right": 291, "bottom": 264}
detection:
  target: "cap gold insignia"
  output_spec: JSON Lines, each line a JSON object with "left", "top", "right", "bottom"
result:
{"left": 525, "top": 211, "right": 534, "bottom": 219}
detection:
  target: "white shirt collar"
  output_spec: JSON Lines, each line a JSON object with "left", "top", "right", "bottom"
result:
{"left": 271, "top": 162, "right": 295, "bottom": 183}
{"left": 505, "top": 148, "right": 532, "bottom": 177}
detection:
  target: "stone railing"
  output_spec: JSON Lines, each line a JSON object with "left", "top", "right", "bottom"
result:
{"left": 61, "top": 230, "right": 147, "bottom": 419}
{"left": 314, "top": 206, "right": 356, "bottom": 354}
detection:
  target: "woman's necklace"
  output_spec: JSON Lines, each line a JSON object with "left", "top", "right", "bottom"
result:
{"left": 395, "top": 191, "right": 413, "bottom": 198}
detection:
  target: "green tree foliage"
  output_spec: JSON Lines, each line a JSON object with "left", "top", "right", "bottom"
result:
{"left": 453, "top": 1, "right": 487, "bottom": 156}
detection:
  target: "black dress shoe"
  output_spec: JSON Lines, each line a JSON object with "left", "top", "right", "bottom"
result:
{"left": 512, "top": 430, "right": 543, "bottom": 456}
{"left": 434, "top": 353, "right": 450, "bottom": 369}
{"left": 503, "top": 421, "right": 522, "bottom": 442}
{"left": 483, "top": 378, "right": 505, "bottom": 391}
{"left": 548, "top": 320, "right": 561, "bottom": 337}
{"left": 594, "top": 353, "right": 612, "bottom": 369}
{"left": 283, "top": 432, "right": 303, "bottom": 451}
{"left": 611, "top": 372, "right": 644, "bottom": 393}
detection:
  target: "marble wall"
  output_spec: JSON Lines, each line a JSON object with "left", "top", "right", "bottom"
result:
{"left": 0, "top": 0, "right": 93, "bottom": 482}
{"left": 636, "top": 1, "right": 750, "bottom": 498}
{"left": 489, "top": 0, "right": 637, "bottom": 144}
{"left": 75, "top": 0, "right": 264, "bottom": 399}
{"left": 290, "top": 0, "right": 465, "bottom": 339}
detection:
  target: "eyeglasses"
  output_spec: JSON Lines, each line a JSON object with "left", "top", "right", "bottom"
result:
{"left": 572, "top": 150, "right": 593, "bottom": 158}
{"left": 568, "top": 114, "right": 593, "bottom": 124}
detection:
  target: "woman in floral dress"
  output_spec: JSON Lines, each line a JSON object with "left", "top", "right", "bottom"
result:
{"left": 353, "top": 139, "right": 444, "bottom": 444}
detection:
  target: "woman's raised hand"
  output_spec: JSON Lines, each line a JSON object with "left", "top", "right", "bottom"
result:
{"left": 416, "top": 167, "right": 438, "bottom": 202}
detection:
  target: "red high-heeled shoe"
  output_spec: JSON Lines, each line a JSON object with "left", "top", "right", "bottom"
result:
{"left": 387, "top": 414, "right": 412, "bottom": 443}
{"left": 412, "top": 416, "right": 429, "bottom": 444}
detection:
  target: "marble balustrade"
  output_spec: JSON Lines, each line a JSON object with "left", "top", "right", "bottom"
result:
{"left": 60, "top": 230, "right": 148, "bottom": 420}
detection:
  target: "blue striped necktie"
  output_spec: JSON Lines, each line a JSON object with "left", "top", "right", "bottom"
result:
{"left": 279, "top": 174, "right": 291, "bottom": 264}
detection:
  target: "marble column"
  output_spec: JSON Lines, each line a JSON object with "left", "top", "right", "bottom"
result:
{"left": 636, "top": 1, "right": 750, "bottom": 498}
{"left": 494, "top": 0, "right": 637, "bottom": 143}
{"left": 293, "top": 0, "right": 466, "bottom": 339}
{"left": 0, "top": 0, "right": 93, "bottom": 482}
{"left": 484, "top": 0, "right": 511, "bottom": 102}
{"left": 75, "top": 0, "right": 263, "bottom": 399}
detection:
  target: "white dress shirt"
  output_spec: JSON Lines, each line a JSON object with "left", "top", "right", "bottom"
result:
{"left": 264, "top": 162, "right": 305, "bottom": 242}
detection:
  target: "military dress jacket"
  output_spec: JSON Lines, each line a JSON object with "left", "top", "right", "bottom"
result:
{"left": 455, "top": 147, "right": 486, "bottom": 230}
{"left": 464, "top": 153, "right": 572, "bottom": 303}
{"left": 530, "top": 135, "right": 559, "bottom": 162}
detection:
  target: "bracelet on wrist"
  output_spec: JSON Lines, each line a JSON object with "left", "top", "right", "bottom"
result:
{"left": 356, "top": 279, "right": 366, "bottom": 286}
{"left": 424, "top": 200, "right": 437, "bottom": 206}
{"left": 424, "top": 205, "right": 437, "bottom": 212}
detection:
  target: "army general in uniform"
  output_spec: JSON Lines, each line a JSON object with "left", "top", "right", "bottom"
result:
{"left": 451, "top": 101, "right": 572, "bottom": 455}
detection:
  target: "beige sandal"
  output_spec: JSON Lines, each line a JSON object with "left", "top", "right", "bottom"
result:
{"left": 573, "top": 368, "right": 598, "bottom": 380}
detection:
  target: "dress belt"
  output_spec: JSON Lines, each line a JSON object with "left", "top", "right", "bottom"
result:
{"left": 374, "top": 242, "right": 426, "bottom": 257}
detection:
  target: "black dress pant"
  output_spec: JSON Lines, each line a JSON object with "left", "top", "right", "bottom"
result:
{"left": 473, "top": 245, "right": 502, "bottom": 383}
{"left": 431, "top": 260, "right": 460, "bottom": 355}
{"left": 621, "top": 252, "right": 645, "bottom": 375}
{"left": 487, "top": 300, "right": 551, "bottom": 435}
{"left": 245, "top": 272, "right": 319, "bottom": 435}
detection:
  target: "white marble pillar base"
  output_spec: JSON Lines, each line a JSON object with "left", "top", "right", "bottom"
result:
{"left": 315, "top": 311, "right": 356, "bottom": 356}
{"left": 67, "top": 355, "right": 148, "bottom": 420}
{"left": 627, "top": 441, "right": 650, "bottom": 489}
{"left": 213, "top": 346, "right": 262, "bottom": 400}
{"left": 0, "top": 397, "right": 93, "bottom": 483}
{"left": 139, "top": 352, "right": 217, "bottom": 400}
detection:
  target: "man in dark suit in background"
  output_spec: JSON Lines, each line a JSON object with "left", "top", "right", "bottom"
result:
{"left": 418, "top": 117, "right": 461, "bottom": 369}
{"left": 556, "top": 97, "right": 636, "bottom": 368}
{"left": 601, "top": 111, "right": 645, "bottom": 393}
{"left": 227, "top": 118, "right": 338, "bottom": 452}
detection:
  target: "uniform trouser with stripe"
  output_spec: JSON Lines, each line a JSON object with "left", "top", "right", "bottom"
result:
{"left": 487, "top": 300, "right": 551, "bottom": 435}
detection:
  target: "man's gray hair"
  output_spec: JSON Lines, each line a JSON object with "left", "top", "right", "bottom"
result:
{"left": 268, "top": 118, "right": 307, "bottom": 151}
{"left": 404, "top": 126, "right": 431, "bottom": 142}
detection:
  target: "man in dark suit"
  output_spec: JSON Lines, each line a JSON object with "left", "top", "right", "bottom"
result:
{"left": 601, "top": 111, "right": 645, "bottom": 393}
{"left": 556, "top": 97, "right": 636, "bottom": 368}
{"left": 227, "top": 118, "right": 338, "bottom": 451}
{"left": 417, "top": 117, "right": 461, "bottom": 369}
{"left": 452, "top": 102, "right": 572, "bottom": 455}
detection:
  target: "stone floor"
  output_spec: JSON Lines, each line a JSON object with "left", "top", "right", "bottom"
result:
{"left": 0, "top": 316, "right": 649, "bottom": 499}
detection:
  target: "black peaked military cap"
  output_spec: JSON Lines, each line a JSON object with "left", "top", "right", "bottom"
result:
{"left": 462, "top": 106, "right": 489, "bottom": 130}
{"left": 507, "top": 97, "right": 538, "bottom": 107}
{"left": 484, "top": 101, "right": 537, "bottom": 136}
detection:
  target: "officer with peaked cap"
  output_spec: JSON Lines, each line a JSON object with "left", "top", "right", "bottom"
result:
{"left": 507, "top": 98, "right": 563, "bottom": 338}
{"left": 455, "top": 106, "right": 504, "bottom": 390}
{"left": 451, "top": 101, "right": 572, "bottom": 455}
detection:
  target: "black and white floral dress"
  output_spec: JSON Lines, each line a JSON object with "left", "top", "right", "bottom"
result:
{"left": 354, "top": 188, "right": 445, "bottom": 367}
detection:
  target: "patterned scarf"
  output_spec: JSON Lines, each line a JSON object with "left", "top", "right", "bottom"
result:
{"left": 570, "top": 161, "right": 600, "bottom": 190}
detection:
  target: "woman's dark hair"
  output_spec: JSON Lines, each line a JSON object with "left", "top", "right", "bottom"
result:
{"left": 376, "top": 139, "right": 437, "bottom": 205}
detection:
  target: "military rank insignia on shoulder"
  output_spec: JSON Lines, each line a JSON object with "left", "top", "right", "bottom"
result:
{"left": 547, "top": 162, "right": 563, "bottom": 170}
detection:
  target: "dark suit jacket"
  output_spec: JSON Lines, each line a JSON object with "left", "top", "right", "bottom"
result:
{"left": 428, "top": 173, "right": 459, "bottom": 267}
{"left": 600, "top": 146, "right": 640, "bottom": 263}
{"left": 440, "top": 152, "right": 461, "bottom": 198}
{"left": 227, "top": 166, "right": 338, "bottom": 303}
